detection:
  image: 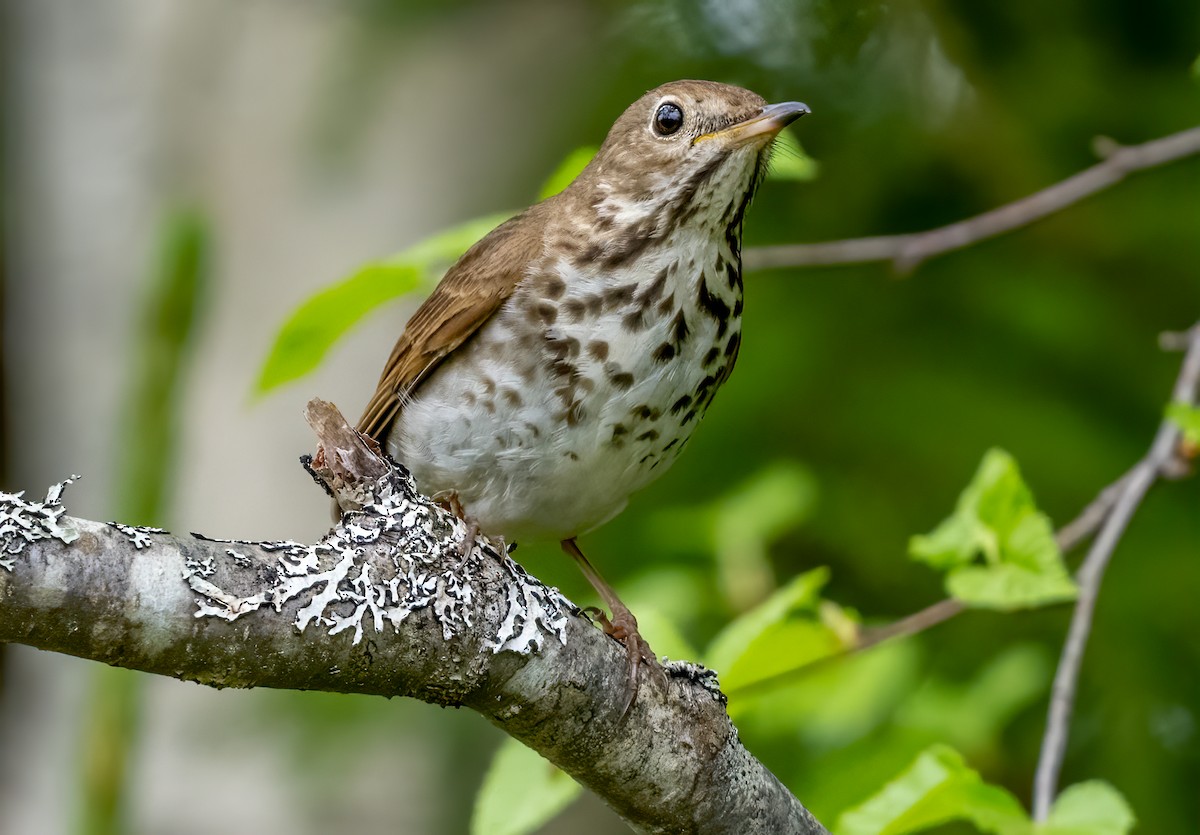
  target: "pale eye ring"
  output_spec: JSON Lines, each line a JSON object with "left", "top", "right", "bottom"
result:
{"left": 652, "top": 102, "right": 684, "bottom": 136}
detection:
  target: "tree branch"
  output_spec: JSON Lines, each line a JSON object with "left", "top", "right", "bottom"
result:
{"left": 0, "top": 400, "right": 827, "bottom": 835}
{"left": 1032, "top": 322, "right": 1200, "bottom": 820}
{"left": 744, "top": 126, "right": 1200, "bottom": 274}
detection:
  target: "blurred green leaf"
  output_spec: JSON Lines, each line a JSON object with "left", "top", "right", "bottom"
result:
{"left": 1166, "top": 401, "right": 1200, "bottom": 445}
{"left": 118, "top": 208, "right": 210, "bottom": 525}
{"left": 538, "top": 145, "right": 598, "bottom": 199}
{"left": 766, "top": 131, "right": 820, "bottom": 182}
{"left": 1037, "top": 781, "right": 1135, "bottom": 835}
{"left": 896, "top": 644, "right": 1050, "bottom": 755}
{"left": 625, "top": 601, "right": 701, "bottom": 663}
{"left": 835, "top": 744, "right": 1029, "bottom": 835}
{"left": 255, "top": 212, "right": 509, "bottom": 394}
{"left": 732, "top": 639, "right": 920, "bottom": 751}
{"left": 623, "top": 566, "right": 710, "bottom": 660}
{"left": 705, "top": 567, "right": 830, "bottom": 676}
{"left": 719, "top": 612, "right": 849, "bottom": 692}
{"left": 713, "top": 461, "right": 819, "bottom": 610}
{"left": 910, "top": 449, "right": 1076, "bottom": 609}
{"left": 471, "top": 738, "right": 581, "bottom": 835}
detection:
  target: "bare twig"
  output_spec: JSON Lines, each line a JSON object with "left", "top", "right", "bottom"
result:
{"left": 743, "top": 126, "right": 1200, "bottom": 274}
{"left": 1032, "top": 322, "right": 1200, "bottom": 820}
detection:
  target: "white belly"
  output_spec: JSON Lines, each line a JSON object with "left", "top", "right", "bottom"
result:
{"left": 390, "top": 244, "right": 741, "bottom": 543}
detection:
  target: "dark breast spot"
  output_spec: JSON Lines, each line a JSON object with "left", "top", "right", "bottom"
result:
{"left": 587, "top": 340, "right": 610, "bottom": 362}
{"left": 564, "top": 401, "right": 585, "bottom": 426}
{"left": 671, "top": 310, "right": 690, "bottom": 345}
{"left": 622, "top": 309, "right": 648, "bottom": 332}
{"left": 563, "top": 299, "right": 586, "bottom": 321}
{"left": 613, "top": 373, "right": 635, "bottom": 390}
{"left": 653, "top": 343, "right": 676, "bottom": 363}
{"left": 540, "top": 275, "right": 567, "bottom": 300}
{"left": 636, "top": 429, "right": 659, "bottom": 442}
{"left": 725, "top": 261, "right": 741, "bottom": 291}
{"left": 532, "top": 302, "right": 558, "bottom": 325}
{"left": 670, "top": 394, "right": 692, "bottom": 415}
{"left": 697, "top": 281, "right": 731, "bottom": 337}
{"left": 603, "top": 283, "right": 637, "bottom": 310}
{"left": 637, "top": 269, "right": 669, "bottom": 308}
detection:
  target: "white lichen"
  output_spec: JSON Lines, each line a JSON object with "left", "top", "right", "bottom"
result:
{"left": 664, "top": 660, "right": 727, "bottom": 705}
{"left": 0, "top": 476, "right": 81, "bottom": 572}
{"left": 225, "top": 549, "right": 252, "bottom": 568}
{"left": 185, "top": 469, "right": 571, "bottom": 655}
{"left": 108, "top": 522, "right": 166, "bottom": 550}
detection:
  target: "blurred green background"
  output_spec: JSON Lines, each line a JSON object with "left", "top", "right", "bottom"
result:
{"left": 1, "top": 0, "right": 1197, "bottom": 833}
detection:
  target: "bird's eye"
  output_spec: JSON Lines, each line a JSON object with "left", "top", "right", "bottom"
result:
{"left": 652, "top": 102, "right": 684, "bottom": 136}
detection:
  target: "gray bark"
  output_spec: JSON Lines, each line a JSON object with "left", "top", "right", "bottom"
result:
{"left": 0, "top": 405, "right": 827, "bottom": 835}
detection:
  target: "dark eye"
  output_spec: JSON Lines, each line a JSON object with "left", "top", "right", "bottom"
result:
{"left": 652, "top": 102, "right": 684, "bottom": 136}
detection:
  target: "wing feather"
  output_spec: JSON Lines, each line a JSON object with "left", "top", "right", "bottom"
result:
{"left": 355, "top": 206, "right": 548, "bottom": 444}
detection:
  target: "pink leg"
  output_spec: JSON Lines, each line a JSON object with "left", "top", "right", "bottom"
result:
{"left": 562, "top": 538, "right": 662, "bottom": 716}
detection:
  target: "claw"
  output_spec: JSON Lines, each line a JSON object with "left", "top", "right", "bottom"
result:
{"left": 563, "top": 538, "right": 666, "bottom": 718}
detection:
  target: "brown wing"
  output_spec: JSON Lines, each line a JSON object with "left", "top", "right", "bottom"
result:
{"left": 356, "top": 205, "right": 548, "bottom": 445}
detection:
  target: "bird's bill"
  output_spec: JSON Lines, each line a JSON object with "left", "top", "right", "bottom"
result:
{"left": 697, "top": 101, "right": 811, "bottom": 148}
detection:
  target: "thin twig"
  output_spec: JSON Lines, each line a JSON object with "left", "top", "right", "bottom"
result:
{"left": 1032, "top": 323, "right": 1200, "bottom": 820}
{"left": 743, "top": 126, "right": 1200, "bottom": 274}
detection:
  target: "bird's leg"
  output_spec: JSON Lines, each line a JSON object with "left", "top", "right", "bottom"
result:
{"left": 562, "top": 538, "right": 662, "bottom": 715}
{"left": 437, "top": 491, "right": 480, "bottom": 559}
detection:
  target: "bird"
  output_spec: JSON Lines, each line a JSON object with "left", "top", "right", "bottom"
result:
{"left": 356, "top": 79, "right": 808, "bottom": 709}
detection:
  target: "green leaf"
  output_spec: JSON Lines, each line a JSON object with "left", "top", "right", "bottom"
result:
{"left": 909, "top": 449, "right": 1076, "bottom": 609}
{"left": 1037, "top": 781, "right": 1136, "bottom": 835}
{"left": 767, "top": 131, "right": 820, "bottom": 182}
{"left": 539, "top": 146, "right": 598, "bottom": 199}
{"left": 705, "top": 567, "right": 831, "bottom": 676}
{"left": 470, "top": 738, "right": 582, "bottom": 835}
{"left": 719, "top": 612, "right": 849, "bottom": 692}
{"left": 255, "top": 212, "right": 510, "bottom": 395}
{"left": 835, "top": 744, "right": 1030, "bottom": 835}
{"left": 1166, "top": 401, "right": 1200, "bottom": 445}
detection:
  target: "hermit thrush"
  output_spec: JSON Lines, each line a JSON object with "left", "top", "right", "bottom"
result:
{"left": 357, "top": 80, "right": 808, "bottom": 708}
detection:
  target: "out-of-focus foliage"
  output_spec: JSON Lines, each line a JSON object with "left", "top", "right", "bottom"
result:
{"left": 835, "top": 744, "right": 1135, "bottom": 835}
{"left": 84, "top": 209, "right": 211, "bottom": 835}
{"left": 471, "top": 738, "right": 583, "bottom": 835}
{"left": 253, "top": 0, "right": 1199, "bottom": 832}
{"left": 836, "top": 744, "right": 1030, "bottom": 835}
{"left": 1166, "top": 402, "right": 1200, "bottom": 445}
{"left": 256, "top": 213, "right": 509, "bottom": 394}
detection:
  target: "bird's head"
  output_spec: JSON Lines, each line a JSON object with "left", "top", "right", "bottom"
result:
{"left": 567, "top": 80, "right": 809, "bottom": 245}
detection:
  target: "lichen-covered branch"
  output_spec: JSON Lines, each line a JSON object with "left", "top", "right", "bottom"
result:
{"left": 0, "top": 401, "right": 826, "bottom": 835}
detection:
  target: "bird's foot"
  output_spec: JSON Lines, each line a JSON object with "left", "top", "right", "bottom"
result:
{"left": 435, "top": 491, "right": 480, "bottom": 559}
{"left": 584, "top": 605, "right": 666, "bottom": 718}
